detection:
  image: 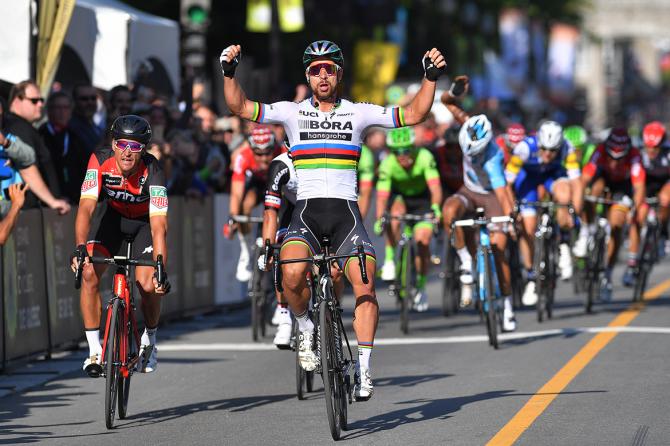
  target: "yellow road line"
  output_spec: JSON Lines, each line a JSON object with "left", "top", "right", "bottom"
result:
{"left": 487, "top": 278, "right": 670, "bottom": 446}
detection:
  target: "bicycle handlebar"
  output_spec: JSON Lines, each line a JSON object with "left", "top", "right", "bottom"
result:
{"left": 229, "top": 215, "right": 264, "bottom": 224}
{"left": 452, "top": 215, "right": 513, "bottom": 228}
{"left": 74, "top": 254, "right": 166, "bottom": 289}
{"left": 276, "top": 245, "right": 369, "bottom": 284}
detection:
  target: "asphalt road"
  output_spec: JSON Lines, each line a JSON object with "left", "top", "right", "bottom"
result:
{"left": 2, "top": 258, "right": 670, "bottom": 445}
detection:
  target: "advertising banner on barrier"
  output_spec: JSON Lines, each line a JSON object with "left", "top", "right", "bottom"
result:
{"left": 214, "top": 194, "right": 246, "bottom": 305}
{"left": 162, "top": 196, "right": 183, "bottom": 317}
{"left": 43, "top": 208, "right": 83, "bottom": 348}
{"left": 182, "top": 196, "right": 214, "bottom": 311}
{"left": 3, "top": 209, "right": 49, "bottom": 360}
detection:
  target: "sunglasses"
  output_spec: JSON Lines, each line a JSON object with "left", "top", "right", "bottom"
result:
{"left": 394, "top": 147, "right": 415, "bottom": 156}
{"left": 307, "top": 63, "right": 339, "bottom": 77}
{"left": 24, "top": 96, "right": 44, "bottom": 105}
{"left": 114, "top": 139, "right": 145, "bottom": 153}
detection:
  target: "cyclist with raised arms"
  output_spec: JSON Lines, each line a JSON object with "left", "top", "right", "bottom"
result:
{"left": 505, "top": 120, "right": 582, "bottom": 305}
{"left": 576, "top": 128, "right": 646, "bottom": 300}
{"left": 220, "top": 40, "right": 446, "bottom": 400}
{"left": 227, "top": 126, "right": 284, "bottom": 282}
{"left": 640, "top": 121, "right": 670, "bottom": 253}
{"left": 374, "top": 127, "right": 442, "bottom": 312}
{"left": 70, "top": 115, "right": 170, "bottom": 377}
{"left": 259, "top": 149, "right": 298, "bottom": 348}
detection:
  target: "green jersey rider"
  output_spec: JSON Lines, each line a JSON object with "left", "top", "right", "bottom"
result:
{"left": 374, "top": 127, "right": 443, "bottom": 312}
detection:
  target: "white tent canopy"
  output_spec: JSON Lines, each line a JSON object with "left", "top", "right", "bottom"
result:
{"left": 0, "top": 0, "right": 180, "bottom": 94}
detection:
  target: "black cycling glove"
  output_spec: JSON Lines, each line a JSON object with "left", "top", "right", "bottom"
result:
{"left": 423, "top": 55, "right": 446, "bottom": 82}
{"left": 153, "top": 271, "right": 172, "bottom": 294}
{"left": 70, "top": 244, "right": 87, "bottom": 264}
{"left": 220, "top": 46, "right": 241, "bottom": 78}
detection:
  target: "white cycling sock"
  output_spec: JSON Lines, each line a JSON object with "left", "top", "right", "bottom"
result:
{"left": 141, "top": 326, "right": 157, "bottom": 346}
{"left": 85, "top": 329, "right": 101, "bottom": 356}
{"left": 237, "top": 231, "right": 251, "bottom": 261}
{"left": 504, "top": 296, "right": 514, "bottom": 314}
{"left": 457, "top": 247, "right": 472, "bottom": 272}
{"left": 358, "top": 341, "right": 373, "bottom": 370}
{"left": 295, "top": 310, "right": 314, "bottom": 333}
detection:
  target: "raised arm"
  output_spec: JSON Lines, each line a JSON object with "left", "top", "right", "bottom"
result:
{"left": 220, "top": 45, "right": 259, "bottom": 121}
{"left": 402, "top": 48, "right": 447, "bottom": 126}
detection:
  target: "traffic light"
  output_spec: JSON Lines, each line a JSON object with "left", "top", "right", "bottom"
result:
{"left": 180, "top": 0, "right": 211, "bottom": 70}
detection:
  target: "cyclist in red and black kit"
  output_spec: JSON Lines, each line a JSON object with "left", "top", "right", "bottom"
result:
{"left": 640, "top": 121, "right": 670, "bottom": 253}
{"left": 227, "top": 125, "right": 285, "bottom": 282}
{"left": 495, "top": 123, "right": 526, "bottom": 165}
{"left": 576, "top": 128, "right": 646, "bottom": 300}
{"left": 70, "top": 115, "right": 170, "bottom": 377}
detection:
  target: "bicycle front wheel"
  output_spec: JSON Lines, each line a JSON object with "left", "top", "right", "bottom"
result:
{"left": 483, "top": 249, "right": 499, "bottom": 349}
{"left": 250, "top": 248, "right": 262, "bottom": 341}
{"left": 442, "top": 244, "right": 459, "bottom": 316}
{"left": 104, "top": 299, "right": 122, "bottom": 429}
{"left": 117, "top": 314, "right": 135, "bottom": 419}
{"left": 320, "top": 301, "right": 345, "bottom": 440}
{"left": 534, "top": 236, "right": 546, "bottom": 323}
{"left": 585, "top": 233, "right": 604, "bottom": 314}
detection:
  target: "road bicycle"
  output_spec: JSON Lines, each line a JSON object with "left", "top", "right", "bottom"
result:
{"left": 275, "top": 236, "right": 369, "bottom": 440}
{"left": 519, "top": 201, "right": 572, "bottom": 322}
{"left": 380, "top": 213, "right": 437, "bottom": 334}
{"left": 633, "top": 197, "right": 660, "bottom": 302}
{"left": 74, "top": 240, "right": 166, "bottom": 429}
{"left": 453, "top": 210, "right": 512, "bottom": 349}
{"left": 229, "top": 215, "right": 274, "bottom": 341}
{"left": 583, "top": 195, "right": 616, "bottom": 313}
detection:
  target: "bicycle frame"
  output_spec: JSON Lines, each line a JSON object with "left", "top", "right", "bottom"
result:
{"left": 100, "top": 244, "right": 142, "bottom": 379}
{"left": 476, "top": 224, "right": 501, "bottom": 310}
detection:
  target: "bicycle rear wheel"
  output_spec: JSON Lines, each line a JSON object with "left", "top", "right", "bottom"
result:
{"left": 508, "top": 239, "right": 524, "bottom": 309}
{"left": 104, "top": 299, "right": 122, "bottom": 429}
{"left": 399, "top": 243, "right": 412, "bottom": 334}
{"left": 320, "top": 301, "right": 344, "bottom": 440}
{"left": 483, "top": 249, "right": 498, "bottom": 349}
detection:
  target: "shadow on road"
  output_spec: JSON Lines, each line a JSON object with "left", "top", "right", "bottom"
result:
{"left": 375, "top": 374, "right": 452, "bottom": 388}
{"left": 0, "top": 382, "right": 97, "bottom": 444}
{"left": 342, "top": 389, "right": 607, "bottom": 440}
{"left": 117, "top": 393, "right": 294, "bottom": 428}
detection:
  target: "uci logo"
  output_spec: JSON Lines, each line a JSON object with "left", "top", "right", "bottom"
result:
{"left": 299, "top": 110, "right": 319, "bottom": 117}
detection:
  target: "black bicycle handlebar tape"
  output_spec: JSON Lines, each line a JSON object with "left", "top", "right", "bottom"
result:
{"left": 74, "top": 250, "right": 86, "bottom": 290}
{"left": 264, "top": 239, "right": 272, "bottom": 270}
{"left": 156, "top": 255, "right": 165, "bottom": 285}
{"left": 357, "top": 245, "right": 369, "bottom": 284}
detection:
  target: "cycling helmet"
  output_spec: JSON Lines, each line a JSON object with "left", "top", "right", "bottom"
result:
{"left": 303, "top": 40, "right": 344, "bottom": 69}
{"left": 249, "top": 126, "right": 276, "bottom": 153}
{"left": 642, "top": 121, "right": 666, "bottom": 148}
{"left": 537, "top": 120, "right": 563, "bottom": 151}
{"left": 110, "top": 114, "right": 152, "bottom": 144}
{"left": 386, "top": 127, "right": 415, "bottom": 150}
{"left": 459, "top": 115, "right": 492, "bottom": 157}
{"left": 604, "top": 127, "right": 632, "bottom": 160}
{"left": 563, "top": 125, "right": 588, "bottom": 148}
{"left": 505, "top": 123, "right": 526, "bottom": 146}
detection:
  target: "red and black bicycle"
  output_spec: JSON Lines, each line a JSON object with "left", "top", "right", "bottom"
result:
{"left": 75, "top": 241, "right": 166, "bottom": 429}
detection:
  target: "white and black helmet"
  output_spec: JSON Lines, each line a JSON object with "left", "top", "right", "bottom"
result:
{"left": 303, "top": 40, "right": 344, "bottom": 69}
{"left": 537, "top": 120, "right": 563, "bottom": 151}
{"left": 459, "top": 115, "right": 492, "bottom": 157}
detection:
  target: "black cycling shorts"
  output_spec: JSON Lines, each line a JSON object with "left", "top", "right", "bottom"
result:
{"left": 281, "top": 198, "right": 376, "bottom": 266}
{"left": 390, "top": 191, "right": 432, "bottom": 217}
{"left": 87, "top": 203, "right": 153, "bottom": 260}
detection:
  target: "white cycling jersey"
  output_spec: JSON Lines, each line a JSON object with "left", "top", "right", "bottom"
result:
{"left": 251, "top": 97, "right": 406, "bottom": 201}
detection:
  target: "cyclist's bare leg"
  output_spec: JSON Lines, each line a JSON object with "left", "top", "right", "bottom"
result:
{"left": 519, "top": 214, "right": 537, "bottom": 270}
{"left": 491, "top": 231, "right": 512, "bottom": 296}
{"left": 607, "top": 206, "right": 627, "bottom": 268}
{"left": 443, "top": 196, "right": 466, "bottom": 249}
{"left": 553, "top": 179, "right": 573, "bottom": 229}
{"left": 136, "top": 265, "right": 162, "bottom": 328}
{"left": 413, "top": 226, "right": 432, "bottom": 276}
{"left": 80, "top": 262, "right": 107, "bottom": 329}
{"left": 280, "top": 242, "right": 312, "bottom": 315}
{"left": 345, "top": 257, "right": 378, "bottom": 343}
{"left": 629, "top": 205, "right": 647, "bottom": 258}
{"left": 240, "top": 189, "right": 257, "bottom": 235}
{"left": 386, "top": 198, "right": 405, "bottom": 246}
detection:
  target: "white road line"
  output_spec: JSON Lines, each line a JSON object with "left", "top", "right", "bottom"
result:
{"left": 159, "top": 326, "right": 670, "bottom": 352}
